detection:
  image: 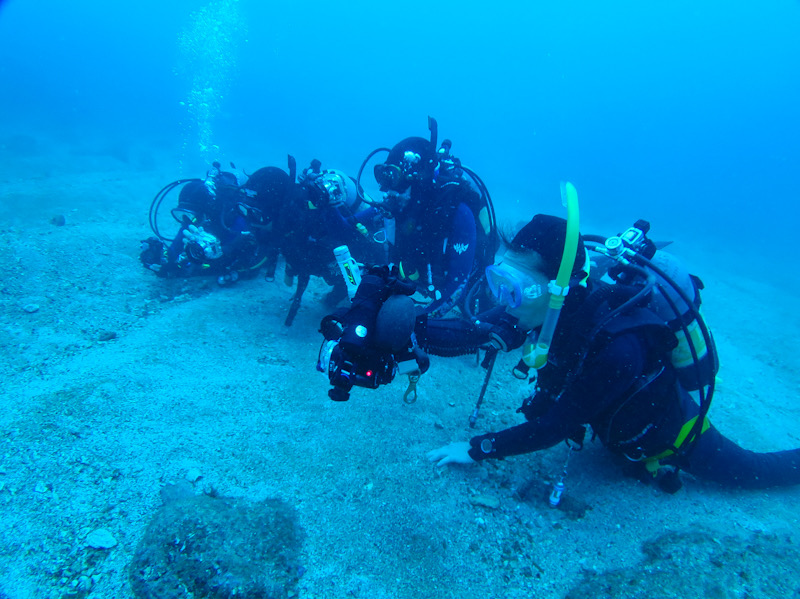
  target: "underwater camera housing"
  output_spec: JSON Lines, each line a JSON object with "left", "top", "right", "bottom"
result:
{"left": 317, "top": 266, "right": 429, "bottom": 401}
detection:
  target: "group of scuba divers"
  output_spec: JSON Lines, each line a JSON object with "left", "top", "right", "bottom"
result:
{"left": 142, "top": 117, "right": 800, "bottom": 498}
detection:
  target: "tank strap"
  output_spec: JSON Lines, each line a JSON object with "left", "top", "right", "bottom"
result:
{"left": 644, "top": 415, "right": 712, "bottom": 467}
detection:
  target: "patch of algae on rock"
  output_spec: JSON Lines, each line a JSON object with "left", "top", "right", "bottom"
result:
{"left": 130, "top": 490, "right": 303, "bottom": 599}
{"left": 566, "top": 529, "right": 800, "bottom": 599}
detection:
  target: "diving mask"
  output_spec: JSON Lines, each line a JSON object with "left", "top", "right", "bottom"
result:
{"left": 485, "top": 263, "right": 545, "bottom": 309}
{"left": 171, "top": 207, "right": 202, "bottom": 225}
{"left": 374, "top": 163, "right": 403, "bottom": 191}
{"left": 374, "top": 152, "right": 421, "bottom": 191}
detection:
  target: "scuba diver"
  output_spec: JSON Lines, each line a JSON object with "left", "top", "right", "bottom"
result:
{"left": 241, "top": 162, "right": 295, "bottom": 281}
{"left": 279, "top": 159, "right": 384, "bottom": 326}
{"left": 140, "top": 160, "right": 291, "bottom": 285}
{"left": 319, "top": 181, "right": 800, "bottom": 490}
{"left": 425, "top": 188, "right": 800, "bottom": 491}
{"left": 358, "top": 117, "right": 498, "bottom": 318}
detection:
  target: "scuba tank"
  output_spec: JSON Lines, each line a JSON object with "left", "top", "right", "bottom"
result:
{"left": 648, "top": 251, "right": 716, "bottom": 391}
{"left": 581, "top": 220, "right": 719, "bottom": 458}
{"left": 587, "top": 220, "right": 718, "bottom": 393}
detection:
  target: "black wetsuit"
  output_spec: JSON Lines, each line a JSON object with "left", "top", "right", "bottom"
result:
{"left": 280, "top": 183, "right": 383, "bottom": 304}
{"left": 391, "top": 179, "right": 493, "bottom": 317}
{"left": 422, "top": 286, "right": 800, "bottom": 489}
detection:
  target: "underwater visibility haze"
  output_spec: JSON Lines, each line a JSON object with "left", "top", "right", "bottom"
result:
{"left": 1, "top": 0, "right": 798, "bottom": 251}
{"left": 1, "top": 1, "right": 800, "bottom": 598}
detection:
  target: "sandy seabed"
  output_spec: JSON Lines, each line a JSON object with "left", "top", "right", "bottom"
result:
{"left": 1, "top": 139, "right": 799, "bottom": 599}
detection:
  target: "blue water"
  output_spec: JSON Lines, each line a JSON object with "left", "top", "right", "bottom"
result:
{"left": 2, "top": 3, "right": 800, "bottom": 597}
{"left": 1, "top": 0, "right": 799, "bottom": 264}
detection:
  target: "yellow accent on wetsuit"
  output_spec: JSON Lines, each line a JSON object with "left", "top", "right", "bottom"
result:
{"left": 644, "top": 415, "right": 712, "bottom": 473}
{"left": 399, "top": 262, "right": 419, "bottom": 281}
{"left": 478, "top": 206, "right": 491, "bottom": 235}
{"left": 671, "top": 317, "right": 708, "bottom": 369}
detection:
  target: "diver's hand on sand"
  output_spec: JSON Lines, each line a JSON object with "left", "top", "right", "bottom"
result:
{"left": 427, "top": 442, "right": 475, "bottom": 467}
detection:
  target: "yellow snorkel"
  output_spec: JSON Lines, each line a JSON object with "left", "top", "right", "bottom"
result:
{"left": 524, "top": 181, "right": 581, "bottom": 370}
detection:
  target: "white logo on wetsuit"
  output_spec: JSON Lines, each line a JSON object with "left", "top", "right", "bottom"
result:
{"left": 453, "top": 242, "right": 469, "bottom": 255}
